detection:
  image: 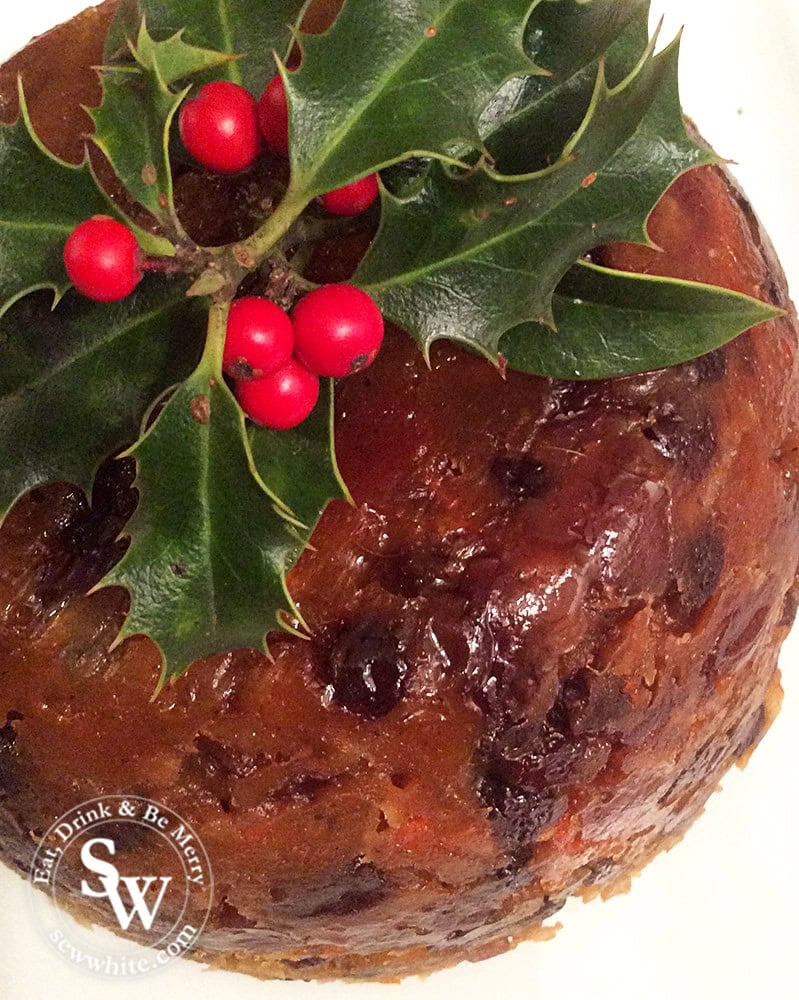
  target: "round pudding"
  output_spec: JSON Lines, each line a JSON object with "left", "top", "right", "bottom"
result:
{"left": 1, "top": 1, "right": 797, "bottom": 982}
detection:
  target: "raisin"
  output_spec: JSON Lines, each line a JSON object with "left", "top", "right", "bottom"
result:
{"left": 479, "top": 774, "right": 567, "bottom": 844}
{"left": 551, "top": 379, "right": 615, "bottom": 418}
{"left": 97, "top": 819, "right": 157, "bottom": 852}
{"left": 490, "top": 455, "right": 553, "bottom": 500}
{"left": 498, "top": 849, "right": 552, "bottom": 895}
{"left": 181, "top": 734, "right": 264, "bottom": 810}
{"left": 309, "top": 864, "right": 388, "bottom": 917}
{"left": 666, "top": 524, "right": 725, "bottom": 627}
{"left": 494, "top": 846, "right": 534, "bottom": 879}
{"left": 314, "top": 620, "right": 408, "bottom": 719}
{"left": 537, "top": 897, "right": 567, "bottom": 921}
{"left": 376, "top": 544, "right": 449, "bottom": 598}
{"left": 37, "top": 457, "right": 137, "bottom": 609}
{"left": 716, "top": 605, "right": 770, "bottom": 665}
{"left": 643, "top": 407, "right": 717, "bottom": 479}
{"left": 732, "top": 705, "right": 766, "bottom": 759}
{"left": 660, "top": 737, "right": 726, "bottom": 804}
{"left": 491, "top": 721, "right": 611, "bottom": 791}
{"left": 194, "top": 734, "right": 262, "bottom": 780}
{"left": 779, "top": 587, "right": 799, "bottom": 628}
{"left": 281, "top": 957, "right": 325, "bottom": 970}
{"left": 552, "top": 669, "right": 635, "bottom": 737}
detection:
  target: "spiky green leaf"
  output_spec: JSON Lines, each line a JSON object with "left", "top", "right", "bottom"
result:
{"left": 482, "top": 0, "right": 651, "bottom": 171}
{"left": 132, "top": 17, "right": 239, "bottom": 85}
{"left": 106, "top": 358, "right": 335, "bottom": 685}
{"left": 106, "top": 0, "right": 306, "bottom": 92}
{"left": 284, "top": 0, "right": 543, "bottom": 199}
{"left": 356, "top": 38, "right": 714, "bottom": 359}
{"left": 0, "top": 82, "right": 117, "bottom": 319}
{"left": 88, "top": 60, "right": 188, "bottom": 232}
{"left": 500, "top": 260, "right": 783, "bottom": 379}
{"left": 0, "top": 276, "right": 205, "bottom": 516}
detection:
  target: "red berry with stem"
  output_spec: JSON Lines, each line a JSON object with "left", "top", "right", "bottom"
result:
{"left": 64, "top": 216, "right": 142, "bottom": 302}
{"left": 321, "top": 174, "right": 380, "bottom": 216}
{"left": 292, "top": 284, "right": 385, "bottom": 378}
{"left": 236, "top": 359, "right": 320, "bottom": 430}
{"left": 179, "top": 81, "right": 260, "bottom": 174}
{"left": 223, "top": 298, "right": 294, "bottom": 380}
{"left": 258, "top": 73, "right": 289, "bottom": 155}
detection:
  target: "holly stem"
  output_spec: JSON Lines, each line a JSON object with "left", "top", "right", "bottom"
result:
{"left": 140, "top": 256, "right": 184, "bottom": 274}
{"left": 241, "top": 190, "right": 312, "bottom": 269}
{"left": 160, "top": 190, "right": 315, "bottom": 305}
{"left": 203, "top": 299, "right": 231, "bottom": 374}
{"left": 280, "top": 211, "right": 375, "bottom": 255}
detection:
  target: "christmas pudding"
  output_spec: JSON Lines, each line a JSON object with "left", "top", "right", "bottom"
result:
{"left": 0, "top": 0, "right": 796, "bottom": 982}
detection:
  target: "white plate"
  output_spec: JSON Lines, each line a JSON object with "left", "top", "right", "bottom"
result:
{"left": 1, "top": 2, "right": 797, "bottom": 998}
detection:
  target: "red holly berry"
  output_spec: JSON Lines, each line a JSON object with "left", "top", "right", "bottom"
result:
{"left": 292, "top": 284, "right": 385, "bottom": 378}
{"left": 179, "top": 81, "right": 260, "bottom": 174}
{"left": 258, "top": 74, "right": 290, "bottom": 156}
{"left": 223, "top": 298, "right": 294, "bottom": 380}
{"left": 321, "top": 174, "right": 380, "bottom": 216}
{"left": 63, "top": 216, "right": 142, "bottom": 302}
{"left": 236, "top": 359, "right": 320, "bottom": 430}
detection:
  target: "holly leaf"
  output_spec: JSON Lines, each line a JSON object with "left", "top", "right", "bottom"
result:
{"left": 0, "top": 80, "right": 119, "bottom": 320}
{"left": 88, "top": 47, "right": 189, "bottom": 232}
{"left": 132, "top": 17, "right": 240, "bottom": 86}
{"left": 500, "top": 260, "right": 783, "bottom": 380}
{"left": 524, "top": 0, "right": 649, "bottom": 76}
{"left": 106, "top": 0, "right": 306, "bottom": 93}
{"left": 249, "top": 379, "right": 351, "bottom": 530}
{"left": 283, "top": 0, "right": 544, "bottom": 199}
{"left": 106, "top": 364, "right": 315, "bottom": 686}
{"left": 0, "top": 276, "right": 206, "bottom": 517}
{"left": 482, "top": 0, "right": 651, "bottom": 172}
{"left": 355, "top": 37, "right": 714, "bottom": 360}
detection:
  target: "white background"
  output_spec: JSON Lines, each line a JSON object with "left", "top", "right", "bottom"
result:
{"left": 1, "top": 1, "right": 798, "bottom": 998}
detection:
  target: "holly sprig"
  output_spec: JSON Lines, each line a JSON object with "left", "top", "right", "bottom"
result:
{"left": 0, "top": 0, "right": 780, "bottom": 687}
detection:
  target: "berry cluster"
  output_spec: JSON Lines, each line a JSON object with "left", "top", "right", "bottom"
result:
{"left": 62, "top": 71, "right": 386, "bottom": 432}
{"left": 179, "top": 75, "right": 380, "bottom": 217}
{"left": 226, "top": 284, "right": 384, "bottom": 430}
